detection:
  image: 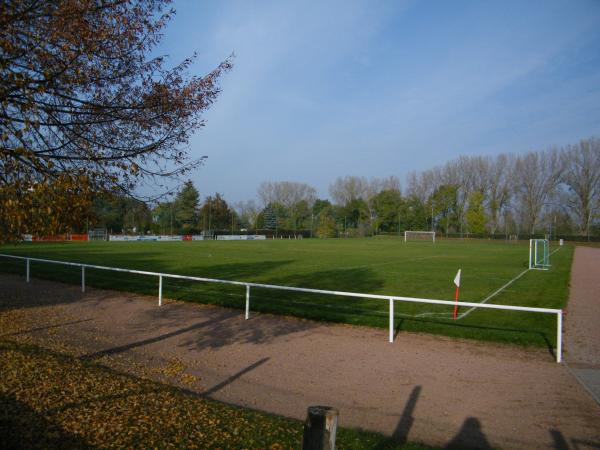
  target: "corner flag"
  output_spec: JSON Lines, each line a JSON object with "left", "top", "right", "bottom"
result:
{"left": 453, "top": 269, "right": 461, "bottom": 320}
{"left": 453, "top": 269, "right": 461, "bottom": 288}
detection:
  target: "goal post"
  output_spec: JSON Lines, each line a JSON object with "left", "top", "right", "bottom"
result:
{"left": 88, "top": 228, "right": 107, "bottom": 241}
{"left": 529, "top": 239, "right": 550, "bottom": 270}
{"left": 404, "top": 231, "right": 436, "bottom": 243}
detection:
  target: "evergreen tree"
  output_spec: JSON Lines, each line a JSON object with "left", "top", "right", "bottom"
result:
{"left": 174, "top": 181, "right": 200, "bottom": 233}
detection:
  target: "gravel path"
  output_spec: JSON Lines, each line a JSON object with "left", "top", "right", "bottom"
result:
{"left": 564, "top": 246, "right": 600, "bottom": 407}
{"left": 1, "top": 252, "right": 600, "bottom": 449}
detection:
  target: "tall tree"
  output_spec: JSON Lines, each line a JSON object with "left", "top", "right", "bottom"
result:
{"left": 94, "top": 194, "right": 151, "bottom": 234}
{"left": 373, "top": 189, "right": 402, "bottom": 232}
{"left": 329, "top": 176, "right": 367, "bottom": 206}
{"left": 234, "top": 200, "right": 260, "bottom": 229}
{"left": 430, "top": 184, "right": 458, "bottom": 235}
{"left": 257, "top": 181, "right": 316, "bottom": 209}
{"left": 466, "top": 191, "right": 487, "bottom": 234}
{"left": 152, "top": 201, "right": 178, "bottom": 235}
{"left": 174, "top": 181, "right": 200, "bottom": 233}
{"left": 257, "top": 181, "right": 316, "bottom": 232}
{"left": 514, "top": 150, "right": 563, "bottom": 234}
{"left": 486, "top": 154, "right": 513, "bottom": 235}
{"left": 560, "top": 138, "right": 600, "bottom": 236}
{"left": 0, "top": 0, "right": 232, "bottom": 241}
{"left": 315, "top": 206, "right": 337, "bottom": 238}
{"left": 200, "top": 193, "right": 233, "bottom": 231}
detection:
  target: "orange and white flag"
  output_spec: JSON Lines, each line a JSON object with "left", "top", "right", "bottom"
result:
{"left": 453, "top": 269, "right": 461, "bottom": 288}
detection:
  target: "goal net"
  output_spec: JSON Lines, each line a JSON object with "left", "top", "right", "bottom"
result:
{"left": 529, "top": 239, "right": 550, "bottom": 270}
{"left": 88, "top": 228, "right": 107, "bottom": 241}
{"left": 404, "top": 231, "right": 436, "bottom": 243}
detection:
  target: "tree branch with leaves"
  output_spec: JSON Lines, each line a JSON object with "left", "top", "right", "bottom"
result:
{"left": 0, "top": 0, "right": 232, "bottom": 241}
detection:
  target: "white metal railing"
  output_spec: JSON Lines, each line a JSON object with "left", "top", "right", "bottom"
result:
{"left": 0, "top": 253, "right": 563, "bottom": 362}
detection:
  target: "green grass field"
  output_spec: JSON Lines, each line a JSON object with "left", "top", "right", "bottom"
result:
{"left": 0, "top": 237, "right": 573, "bottom": 348}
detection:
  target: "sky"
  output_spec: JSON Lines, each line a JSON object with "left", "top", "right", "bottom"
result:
{"left": 155, "top": 0, "right": 600, "bottom": 203}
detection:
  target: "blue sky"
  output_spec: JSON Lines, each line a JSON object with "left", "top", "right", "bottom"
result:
{"left": 156, "top": 0, "right": 600, "bottom": 203}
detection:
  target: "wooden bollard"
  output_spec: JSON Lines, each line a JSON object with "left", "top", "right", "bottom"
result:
{"left": 302, "top": 405, "right": 339, "bottom": 450}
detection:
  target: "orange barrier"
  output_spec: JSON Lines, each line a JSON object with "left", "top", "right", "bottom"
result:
{"left": 31, "top": 234, "right": 88, "bottom": 242}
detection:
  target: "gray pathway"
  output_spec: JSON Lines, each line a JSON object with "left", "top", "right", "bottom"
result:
{"left": 565, "top": 246, "right": 600, "bottom": 407}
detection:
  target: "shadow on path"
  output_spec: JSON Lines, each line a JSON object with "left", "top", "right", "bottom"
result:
{"left": 551, "top": 428, "right": 600, "bottom": 450}
{"left": 203, "top": 357, "right": 270, "bottom": 396}
{"left": 393, "top": 316, "right": 556, "bottom": 358}
{"left": 374, "top": 385, "right": 421, "bottom": 450}
{"left": 79, "top": 314, "right": 232, "bottom": 361}
{"left": 445, "top": 417, "right": 492, "bottom": 450}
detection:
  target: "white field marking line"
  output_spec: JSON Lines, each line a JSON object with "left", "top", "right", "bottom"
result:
{"left": 413, "top": 268, "right": 528, "bottom": 319}
{"left": 454, "top": 268, "right": 530, "bottom": 319}
{"left": 415, "top": 246, "right": 563, "bottom": 319}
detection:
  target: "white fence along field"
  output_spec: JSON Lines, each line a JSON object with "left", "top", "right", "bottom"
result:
{"left": 0, "top": 253, "right": 564, "bottom": 362}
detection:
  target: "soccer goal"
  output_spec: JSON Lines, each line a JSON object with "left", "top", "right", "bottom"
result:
{"left": 88, "top": 228, "right": 107, "bottom": 241}
{"left": 529, "top": 239, "right": 550, "bottom": 270}
{"left": 404, "top": 231, "right": 436, "bottom": 243}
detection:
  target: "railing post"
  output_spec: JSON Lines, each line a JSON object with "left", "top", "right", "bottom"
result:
{"left": 245, "top": 285, "right": 250, "bottom": 320}
{"left": 557, "top": 311, "right": 562, "bottom": 363}
{"left": 158, "top": 275, "right": 163, "bottom": 306}
{"left": 81, "top": 266, "right": 85, "bottom": 293}
{"left": 389, "top": 298, "right": 394, "bottom": 343}
{"left": 302, "top": 406, "right": 338, "bottom": 450}
{"left": 26, "top": 258, "right": 30, "bottom": 283}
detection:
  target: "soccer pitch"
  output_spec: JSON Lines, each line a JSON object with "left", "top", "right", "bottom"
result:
{"left": 0, "top": 237, "right": 573, "bottom": 348}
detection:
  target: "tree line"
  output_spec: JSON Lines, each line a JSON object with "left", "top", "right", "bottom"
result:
{"left": 90, "top": 137, "right": 599, "bottom": 239}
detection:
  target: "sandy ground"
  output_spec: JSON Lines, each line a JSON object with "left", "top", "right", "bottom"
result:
{"left": 1, "top": 249, "right": 600, "bottom": 450}
{"left": 564, "top": 247, "right": 600, "bottom": 407}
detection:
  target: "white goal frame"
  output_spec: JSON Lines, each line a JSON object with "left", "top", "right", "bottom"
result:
{"left": 88, "top": 228, "right": 107, "bottom": 241}
{"left": 404, "top": 231, "right": 436, "bottom": 243}
{"left": 529, "top": 239, "right": 550, "bottom": 270}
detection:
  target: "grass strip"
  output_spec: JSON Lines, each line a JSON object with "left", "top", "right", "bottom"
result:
{"left": 0, "top": 339, "right": 435, "bottom": 450}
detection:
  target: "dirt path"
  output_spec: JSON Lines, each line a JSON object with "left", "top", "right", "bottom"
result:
{"left": 1, "top": 267, "right": 599, "bottom": 449}
{"left": 565, "top": 246, "right": 600, "bottom": 406}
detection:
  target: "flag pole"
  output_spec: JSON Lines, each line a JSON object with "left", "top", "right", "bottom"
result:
{"left": 453, "top": 269, "right": 461, "bottom": 320}
{"left": 453, "top": 285, "right": 459, "bottom": 320}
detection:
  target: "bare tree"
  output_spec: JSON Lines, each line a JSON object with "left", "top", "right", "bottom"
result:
{"left": 234, "top": 200, "right": 260, "bottom": 229}
{"left": 560, "top": 137, "right": 600, "bottom": 235}
{"left": 380, "top": 175, "right": 401, "bottom": 193}
{"left": 258, "top": 181, "right": 316, "bottom": 208}
{"left": 329, "top": 176, "right": 367, "bottom": 205}
{"left": 486, "top": 154, "right": 514, "bottom": 235}
{"left": 514, "top": 149, "right": 563, "bottom": 234}
{"left": 406, "top": 170, "right": 439, "bottom": 203}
